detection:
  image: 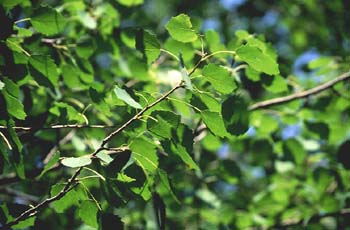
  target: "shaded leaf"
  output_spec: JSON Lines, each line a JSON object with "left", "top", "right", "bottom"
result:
{"left": 147, "top": 110, "right": 180, "bottom": 139}
{"left": 29, "top": 56, "right": 59, "bottom": 87}
{"left": 31, "top": 7, "right": 66, "bottom": 35}
{"left": 130, "top": 138, "right": 158, "bottom": 172}
{"left": 158, "top": 169, "right": 180, "bottom": 203}
{"left": 221, "top": 94, "right": 250, "bottom": 135}
{"left": 79, "top": 200, "right": 98, "bottom": 228}
{"left": 38, "top": 151, "right": 60, "bottom": 178}
{"left": 99, "top": 212, "right": 124, "bottom": 230}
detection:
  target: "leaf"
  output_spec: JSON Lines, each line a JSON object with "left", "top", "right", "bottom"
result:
{"left": 31, "top": 7, "right": 66, "bottom": 35}
{"left": 105, "top": 150, "right": 131, "bottom": 177}
{"left": 262, "top": 75, "right": 288, "bottom": 93}
{"left": 179, "top": 53, "right": 193, "bottom": 90}
{"left": 158, "top": 169, "right": 180, "bottom": 203}
{"left": 136, "top": 30, "right": 161, "bottom": 64}
{"left": 130, "top": 138, "right": 158, "bottom": 172}
{"left": 7, "top": 120, "right": 25, "bottom": 179}
{"left": 38, "top": 151, "right": 60, "bottom": 178}
{"left": 117, "top": 0, "right": 143, "bottom": 7}
{"left": 165, "top": 14, "right": 198, "bottom": 43}
{"left": 174, "top": 144, "right": 199, "bottom": 170}
{"left": 29, "top": 56, "right": 59, "bottom": 87}
{"left": 201, "top": 110, "right": 228, "bottom": 138}
{"left": 96, "top": 151, "right": 114, "bottom": 165}
{"left": 191, "top": 92, "right": 221, "bottom": 112}
{"left": 79, "top": 200, "right": 98, "bottom": 228}
{"left": 236, "top": 45, "right": 279, "bottom": 75}
{"left": 282, "top": 139, "right": 306, "bottom": 165}
{"left": 202, "top": 63, "right": 237, "bottom": 94}
{"left": 50, "top": 184, "right": 81, "bottom": 213}
{"left": 114, "top": 85, "right": 142, "bottom": 109}
{"left": 99, "top": 212, "right": 124, "bottom": 230}
{"left": 3, "top": 91, "right": 26, "bottom": 120}
{"left": 61, "top": 156, "right": 92, "bottom": 168}
{"left": 164, "top": 38, "right": 195, "bottom": 62}
{"left": 221, "top": 94, "right": 250, "bottom": 136}
{"left": 147, "top": 110, "right": 180, "bottom": 139}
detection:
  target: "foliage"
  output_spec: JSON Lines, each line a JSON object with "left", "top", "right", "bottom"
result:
{"left": 0, "top": 0, "right": 349, "bottom": 229}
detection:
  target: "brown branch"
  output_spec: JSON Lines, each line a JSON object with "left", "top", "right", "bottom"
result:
{"left": 0, "top": 124, "right": 118, "bottom": 131}
{"left": 2, "top": 81, "right": 184, "bottom": 228}
{"left": 249, "top": 71, "right": 350, "bottom": 111}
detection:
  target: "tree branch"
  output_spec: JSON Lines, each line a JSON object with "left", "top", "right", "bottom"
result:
{"left": 0, "top": 124, "right": 118, "bottom": 131}
{"left": 2, "top": 81, "right": 184, "bottom": 228}
{"left": 249, "top": 71, "right": 350, "bottom": 111}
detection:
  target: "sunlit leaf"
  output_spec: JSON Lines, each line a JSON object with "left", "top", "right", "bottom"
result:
{"left": 202, "top": 63, "right": 237, "bottom": 94}
{"left": 114, "top": 85, "right": 142, "bottom": 109}
{"left": 61, "top": 156, "right": 92, "bottom": 168}
{"left": 165, "top": 14, "right": 198, "bottom": 43}
{"left": 236, "top": 45, "right": 279, "bottom": 75}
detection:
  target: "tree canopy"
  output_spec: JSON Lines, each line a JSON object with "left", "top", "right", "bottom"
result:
{"left": 0, "top": 0, "right": 349, "bottom": 229}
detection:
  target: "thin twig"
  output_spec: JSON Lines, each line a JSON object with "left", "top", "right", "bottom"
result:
{"left": 2, "top": 81, "right": 184, "bottom": 228}
{"left": 0, "top": 124, "right": 118, "bottom": 131}
{"left": 249, "top": 71, "right": 350, "bottom": 111}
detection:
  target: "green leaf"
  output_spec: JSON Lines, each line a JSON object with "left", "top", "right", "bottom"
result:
{"left": 96, "top": 151, "right": 114, "bottom": 165}
{"left": 205, "top": 29, "right": 226, "bottom": 53}
{"left": 3, "top": 91, "right": 26, "bottom": 120}
{"left": 201, "top": 110, "right": 228, "bottom": 138}
{"left": 12, "top": 216, "right": 36, "bottom": 229}
{"left": 221, "top": 94, "right": 250, "bottom": 135}
{"left": 99, "top": 213, "right": 124, "bottom": 230}
{"left": 147, "top": 110, "right": 180, "bottom": 139}
{"left": 61, "top": 156, "right": 92, "bottom": 168}
{"left": 158, "top": 169, "right": 180, "bottom": 203}
{"left": 202, "top": 63, "right": 237, "bottom": 94}
{"left": 105, "top": 150, "right": 131, "bottom": 177}
{"left": 164, "top": 38, "right": 195, "bottom": 62}
{"left": 245, "top": 66, "right": 260, "bottom": 82}
{"left": 136, "top": 30, "right": 161, "bottom": 64}
{"left": 38, "top": 151, "right": 60, "bottom": 178}
{"left": 31, "top": 7, "right": 66, "bottom": 35}
{"left": 130, "top": 138, "right": 158, "bottom": 172}
{"left": 174, "top": 144, "right": 199, "bottom": 170}
{"left": 113, "top": 85, "right": 142, "bottom": 109}
{"left": 79, "top": 200, "right": 99, "bottom": 228}
{"left": 262, "top": 75, "right": 288, "bottom": 93}
{"left": 50, "top": 184, "right": 80, "bottom": 213}
{"left": 29, "top": 56, "right": 59, "bottom": 87}
{"left": 191, "top": 92, "right": 221, "bottom": 112}
{"left": 165, "top": 14, "right": 198, "bottom": 43}
{"left": 236, "top": 45, "right": 279, "bottom": 75}
{"left": 61, "top": 64, "right": 83, "bottom": 88}
{"left": 117, "top": 0, "right": 143, "bottom": 7}
{"left": 282, "top": 139, "right": 306, "bottom": 165}
{"left": 7, "top": 120, "right": 25, "bottom": 179}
